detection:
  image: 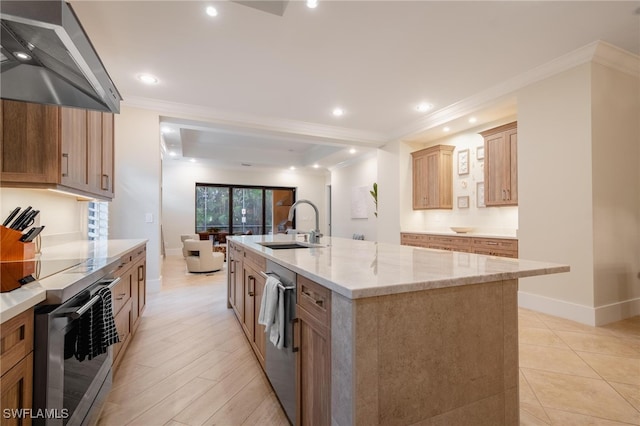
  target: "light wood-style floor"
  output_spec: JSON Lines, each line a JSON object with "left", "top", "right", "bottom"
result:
{"left": 97, "top": 255, "right": 640, "bottom": 426}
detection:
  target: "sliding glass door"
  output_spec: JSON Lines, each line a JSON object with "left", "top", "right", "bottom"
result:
{"left": 196, "top": 184, "right": 295, "bottom": 235}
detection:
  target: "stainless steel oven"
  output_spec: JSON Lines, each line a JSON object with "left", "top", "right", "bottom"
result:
{"left": 33, "top": 276, "right": 120, "bottom": 426}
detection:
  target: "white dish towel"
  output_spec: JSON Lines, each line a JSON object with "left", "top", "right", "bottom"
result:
{"left": 258, "top": 276, "right": 285, "bottom": 349}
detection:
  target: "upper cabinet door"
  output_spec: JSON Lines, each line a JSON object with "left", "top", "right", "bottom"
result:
{"left": 0, "top": 100, "right": 115, "bottom": 200}
{"left": 482, "top": 122, "right": 518, "bottom": 207}
{"left": 60, "top": 107, "right": 88, "bottom": 190}
{"left": 0, "top": 100, "right": 59, "bottom": 184}
{"left": 101, "top": 112, "right": 115, "bottom": 197}
{"left": 411, "top": 145, "right": 454, "bottom": 210}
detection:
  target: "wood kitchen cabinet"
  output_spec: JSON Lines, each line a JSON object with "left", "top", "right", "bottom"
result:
{"left": 111, "top": 244, "right": 147, "bottom": 371}
{"left": 481, "top": 122, "right": 518, "bottom": 206}
{"left": 228, "top": 241, "right": 245, "bottom": 322}
{"left": 411, "top": 145, "right": 454, "bottom": 210}
{"left": 0, "top": 100, "right": 115, "bottom": 200}
{"left": 401, "top": 232, "right": 518, "bottom": 258}
{"left": 0, "top": 308, "right": 34, "bottom": 426}
{"left": 242, "top": 254, "right": 267, "bottom": 369}
{"left": 296, "top": 275, "right": 331, "bottom": 426}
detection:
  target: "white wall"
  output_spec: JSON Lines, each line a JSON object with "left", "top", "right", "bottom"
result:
{"left": 591, "top": 62, "right": 640, "bottom": 315}
{"left": 399, "top": 120, "right": 519, "bottom": 236}
{"left": 517, "top": 60, "right": 640, "bottom": 325}
{"left": 377, "top": 141, "right": 401, "bottom": 244}
{"left": 111, "top": 106, "right": 162, "bottom": 291}
{"left": 162, "top": 160, "right": 328, "bottom": 255}
{"left": 329, "top": 154, "right": 377, "bottom": 240}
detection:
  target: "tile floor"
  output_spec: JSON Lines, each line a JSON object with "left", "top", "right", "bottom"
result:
{"left": 518, "top": 308, "right": 639, "bottom": 425}
{"left": 98, "top": 255, "right": 640, "bottom": 425}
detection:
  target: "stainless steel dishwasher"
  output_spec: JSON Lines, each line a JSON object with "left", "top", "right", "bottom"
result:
{"left": 264, "top": 260, "right": 297, "bottom": 425}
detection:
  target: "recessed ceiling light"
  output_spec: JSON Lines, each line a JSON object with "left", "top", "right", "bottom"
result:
{"left": 313, "top": 164, "right": 319, "bottom": 169}
{"left": 306, "top": 0, "right": 318, "bottom": 9}
{"left": 415, "top": 103, "right": 433, "bottom": 112}
{"left": 138, "top": 74, "right": 159, "bottom": 85}
{"left": 13, "top": 51, "right": 31, "bottom": 61}
{"left": 468, "top": 117, "right": 477, "bottom": 123}
{"left": 189, "top": 158, "right": 196, "bottom": 163}
{"left": 169, "top": 151, "right": 177, "bottom": 157}
{"left": 349, "top": 148, "right": 356, "bottom": 154}
{"left": 443, "top": 126, "right": 450, "bottom": 132}
{"left": 289, "top": 166, "right": 296, "bottom": 171}
{"left": 332, "top": 107, "right": 344, "bottom": 117}
{"left": 206, "top": 6, "right": 218, "bottom": 16}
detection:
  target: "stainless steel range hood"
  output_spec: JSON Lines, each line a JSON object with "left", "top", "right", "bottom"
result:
{"left": 0, "top": 0, "right": 121, "bottom": 113}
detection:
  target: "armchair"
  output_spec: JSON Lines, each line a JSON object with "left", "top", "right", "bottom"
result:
{"left": 183, "top": 239, "right": 224, "bottom": 273}
{"left": 181, "top": 234, "right": 199, "bottom": 257}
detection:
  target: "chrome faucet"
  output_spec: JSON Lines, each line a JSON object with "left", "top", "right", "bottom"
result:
{"left": 287, "top": 199, "right": 322, "bottom": 244}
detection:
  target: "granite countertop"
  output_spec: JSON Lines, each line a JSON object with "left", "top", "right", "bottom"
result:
{"left": 230, "top": 235, "right": 568, "bottom": 299}
{"left": 0, "top": 239, "right": 147, "bottom": 324}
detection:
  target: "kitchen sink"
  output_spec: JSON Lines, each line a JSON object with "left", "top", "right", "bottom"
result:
{"left": 258, "top": 242, "right": 325, "bottom": 250}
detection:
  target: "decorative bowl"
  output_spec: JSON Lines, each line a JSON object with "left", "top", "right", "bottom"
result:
{"left": 450, "top": 227, "right": 473, "bottom": 234}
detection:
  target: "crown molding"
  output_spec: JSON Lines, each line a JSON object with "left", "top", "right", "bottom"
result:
{"left": 391, "top": 41, "right": 639, "bottom": 142}
{"left": 122, "top": 96, "right": 387, "bottom": 146}
{"left": 124, "top": 41, "right": 638, "bottom": 148}
{"left": 591, "top": 40, "right": 640, "bottom": 77}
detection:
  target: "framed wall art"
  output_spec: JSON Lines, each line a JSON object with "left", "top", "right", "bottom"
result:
{"left": 457, "top": 196, "right": 469, "bottom": 209}
{"left": 457, "top": 149, "right": 469, "bottom": 175}
{"left": 476, "top": 146, "right": 485, "bottom": 160}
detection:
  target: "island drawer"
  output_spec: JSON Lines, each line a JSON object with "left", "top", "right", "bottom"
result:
{"left": 244, "top": 249, "right": 266, "bottom": 271}
{"left": 297, "top": 275, "right": 331, "bottom": 326}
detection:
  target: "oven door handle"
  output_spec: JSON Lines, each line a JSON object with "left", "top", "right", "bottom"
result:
{"left": 62, "top": 277, "right": 121, "bottom": 319}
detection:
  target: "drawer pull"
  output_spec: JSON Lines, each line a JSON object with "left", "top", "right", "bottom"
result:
{"left": 292, "top": 318, "right": 299, "bottom": 353}
{"left": 302, "top": 289, "right": 323, "bottom": 307}
{"left": 248, "top": 275, "right": 255, "bottom": 296}
{"left": 115, "top": 293, "right": 126, "bottom": 300}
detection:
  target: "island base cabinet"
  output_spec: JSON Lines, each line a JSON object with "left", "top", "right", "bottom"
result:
{"left": 331, "top": 279, "right": 520, "bottom": 426}
{"left": 1, "top": 353, "right": 33, "bottom": 426}
{"left": 296, "top": 307, "right": 331, "bottom": 426}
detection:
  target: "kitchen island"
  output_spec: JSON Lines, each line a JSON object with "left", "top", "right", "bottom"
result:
{"left": 228, "top": 234, "right": 569, "bottom": 426}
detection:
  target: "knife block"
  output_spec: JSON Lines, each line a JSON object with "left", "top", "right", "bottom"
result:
{"left": 0, "top": 225, "right": 35, "bottom": 261}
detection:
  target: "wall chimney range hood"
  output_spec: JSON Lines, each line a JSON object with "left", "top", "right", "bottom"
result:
{"left": 0, "top": 0, "right": 121, "bottom": 113}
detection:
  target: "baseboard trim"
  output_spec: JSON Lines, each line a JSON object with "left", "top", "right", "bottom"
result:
{"left": 166, "top": 247, "right": 183, "bottom": 257}
{"left": 518, "top": 292, "right": 640, "bottom": 326}
{"left": 147, "top": 277, "right": 162, "bottom": 293}
{"left": 518, "top": 291, "right": 596, "bottom": 326}
{"left": 594, "top": 298, "right": 640, "bottom": 326}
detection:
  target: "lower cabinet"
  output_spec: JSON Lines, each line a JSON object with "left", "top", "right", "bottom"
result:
{"left": 228, "top": 242, "right": 244, "bottom": 322}
{"left": 401, "top": 232, "right": 518, "bottom": 258}
{"left": 0, "top": 308, "right": 34, "bottom": 426}
{"left": 111, "top": 244, "right": 146, "bottom": 370}
{"left": 242, "top": 262, "right": 267, "bottom": 368}
{"left": 296, "top": 276, "right": 331, "bottom": 426}
{"left": 228, "top": 246, "right": 333, "bottom": 425}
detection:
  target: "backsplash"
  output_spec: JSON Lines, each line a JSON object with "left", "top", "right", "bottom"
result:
{"left": 0, "top": 188, "right": 88, "bottom": 246}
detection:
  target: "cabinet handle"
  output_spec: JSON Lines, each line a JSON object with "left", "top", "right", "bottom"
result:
{"left": 138, "top": 264, "right": 144, "bottom": 282}
{"left": 301, "top": 289, "right": 323, "bottom": 307}
{"left": 486, "top": 242, "right": 499, "bottom": 246}
{"left": 292, "top": 318, "right": 299, "bottom": 353}
{"left": 115, "top": 293, "right": 126, "bottom": 300}
{"left": 248, "top": 275, "right": 255, "bottom": 296}
{"left": 62, "top": 153, "right": 69, "bottom": 177}
{"left": 506, "top": 189, "right": 510, "bottom": 200}
{"left": 101, "top": 174, "right": 110, "bottom": 191}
